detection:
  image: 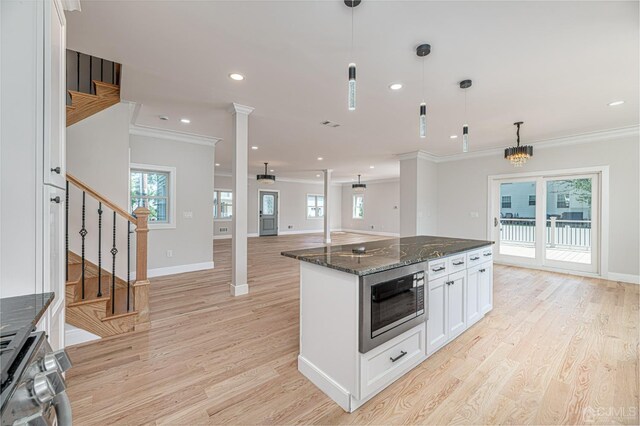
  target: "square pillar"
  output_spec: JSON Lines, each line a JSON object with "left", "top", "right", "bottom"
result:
{"left": 323, "top": 169, "right": 332, "bottom": 244}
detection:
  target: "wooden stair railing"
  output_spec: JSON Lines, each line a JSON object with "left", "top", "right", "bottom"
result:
{"left": 65, "top": 173, "right": 150, "bottom": 337}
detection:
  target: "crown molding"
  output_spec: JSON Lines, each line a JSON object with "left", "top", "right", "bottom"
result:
{"left": 229, "top": 103, "right": 255, "bottom": 115}
{"left": 340, "top": 177, "right": 400, "bottom": 185}
{"left": 130, "top": 124, "right": 222, "bottom": 147}
{"left": 398, "top": 125, "right": 639, "bottom": 164}
{"left": 214, "top": 172, "right": 342, "bottom": 186}
{"left": 61, "top": 0, "right": 81, "bottom": 12}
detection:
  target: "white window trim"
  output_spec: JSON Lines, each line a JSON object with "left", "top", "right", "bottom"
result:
{"left": 306, "top": 193, "right": 324, "bottom": 220}
{"left": 353, "top": 194, "right": 364, "bottom": 220}
{"left": 214, "top": 188, "right": 233, "bottom": 221}
{"left": 129, "top": 162, "right": 177, "bottom": 230}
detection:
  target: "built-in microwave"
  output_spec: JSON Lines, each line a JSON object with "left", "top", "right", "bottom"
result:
{"left": 359, "top": 262, "right": 427, "bottom": 353}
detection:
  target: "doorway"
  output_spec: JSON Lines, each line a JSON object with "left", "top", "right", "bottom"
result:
{"left": 259, "top": 190, "right": 279, "bottom": 236}
{"left": 489, "top": 168, "right": 604, "bottom": 275}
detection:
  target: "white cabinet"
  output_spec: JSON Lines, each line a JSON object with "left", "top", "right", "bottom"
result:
{"left": 426, "top": 270, "right": 467, "bottom": 355}
{"left": 478, "top": 262, "right": 494, "bottom": 314}
{"left": 466, "top": 265, "right": 483, "bottom": 327}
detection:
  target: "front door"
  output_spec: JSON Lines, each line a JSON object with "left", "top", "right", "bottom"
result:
{"left": 259, "top": 191, "right": 278, "bottom": 236}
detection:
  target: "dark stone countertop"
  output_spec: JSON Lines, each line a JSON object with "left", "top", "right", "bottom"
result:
{"left": 281, "top": 236, "right": 493, "bottom": 276}
{"left": 0, "top": 292, "right": 55, "bottom": 336}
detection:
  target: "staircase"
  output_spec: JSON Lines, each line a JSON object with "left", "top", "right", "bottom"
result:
{"left": 66, "top": 50, "right": 121, "bottom": 127}
{"left": 65, "top": 173, "right": 150, "bottom": 338}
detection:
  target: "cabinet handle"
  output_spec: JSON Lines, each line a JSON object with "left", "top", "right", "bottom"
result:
{"left": 432, "top": 266, "right": 445, "bottom": 272}
{"left": 446, "top": 280, "right": 454, "bottom": 285}
{"left": 50, "top": 196, "right": 61, "bottom": 204}
{"left": 483, "top": 253, "right": 492, "bottom": 257}
{"left": 479, "top": 269, "right": 486, "bottom": 273}
{"left": 51, "top": 167, "right": 61, "bottom": 174}
{"left": 453, "top": 261, "right": 464, "bottom": 266}
{"left": 470, "top": 256, "right": 480, "bottom": 261}
{"left": 390, "top": 350, "right": 407, "bottom": 362}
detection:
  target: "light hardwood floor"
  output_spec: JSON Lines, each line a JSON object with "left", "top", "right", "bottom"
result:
{"left": 65, "top": 232, "right": 639, "bottom": 425}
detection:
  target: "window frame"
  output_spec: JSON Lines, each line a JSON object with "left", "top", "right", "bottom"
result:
{"left": 352, "top": 194, "right": 364, "bottom": 219}
{"left": 129, "top": 163, "right": 177, "bottom": 230}
{"left": 214, "top": 189, "right": 233, "bottom": 221}
{"left": 501, "top": 195, "right": 512, "bottom": 209}
{"left": 306, "top": 193, "right": 325, "bottom": 220}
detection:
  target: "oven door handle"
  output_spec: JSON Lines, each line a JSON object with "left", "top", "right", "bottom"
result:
{"left": 390, "top": 350, "right": 408, "bottom": 362}
{"left": 52, "top": 390, "right": 73, "bottom": 426}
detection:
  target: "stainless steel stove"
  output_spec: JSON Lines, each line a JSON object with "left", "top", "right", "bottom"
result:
{"left": 0, "top": 330, "right": 72, "bottom": 425}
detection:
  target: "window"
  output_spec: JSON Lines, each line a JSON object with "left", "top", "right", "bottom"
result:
{"left": 353, "top": 195, "right": 364, "bottom": 219}
{"left": 214, "top": 190, "right": 233, "bottom": 219}
{"left": 307, "top": 194, "right": 324, "bottom": 219}
{"left": 529, "top": 195, "right": 536, "bottom": 206}
{"left": 557, "top": 193, "right": 570, "bottom": 208}
{"left": 501, "top": 196, "right": 512, "bottom": 209}
{"left": 130, "top": 165, "right": 175, "bottom": 227}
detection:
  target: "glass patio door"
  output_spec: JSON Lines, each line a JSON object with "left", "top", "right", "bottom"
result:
{"left": 491, "top": 172, "right": 600, "bottom": 274}
{"left": 543, "top": 174, "right": 598, "bottom": 273}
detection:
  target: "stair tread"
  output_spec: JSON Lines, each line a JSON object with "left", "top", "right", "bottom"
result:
{"left": 92, "top": 80, "right": 120, "bottom": 90}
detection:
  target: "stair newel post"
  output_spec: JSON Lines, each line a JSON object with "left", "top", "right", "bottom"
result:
{"left": 80, "top": 191, "right": 87, "bottom": 299}
{"left": 111, "top": 211, "right": 117, "bottom": 315}
{"left": 133, "top": 207, "right": 150, "bottom": 324}
{"left": 127, "top": 221, "right": 131, "bottom": 312}
{"left": 97, "top": 202, "right": 103, "bottom": 298}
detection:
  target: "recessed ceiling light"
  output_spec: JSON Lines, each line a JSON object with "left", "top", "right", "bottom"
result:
{"left": 608, "top": 100, "right": 624, "bottom": 106}
{"left": 450, "top": 135, "right": 458, "bottom": 139}
{"left": 270, "top": 169, "right": 274, "bottom": 172}
{"left": 317, "top": 157, "right": 323, "bottom": 161}
{"left": 180, "top": 118, "right": 191, "bottom": 124}
{"left": 251, "top": 146, "right": 258, "bottom": 150}
{"left": 215, "top": 163, "right": 220, "bottom": 167}
{"left": 389, "top": 83, "right": 403, "bottom": 90}
{"left": 229, "top": 73, "right": 244, "bottom": 81}
{"left": 316, "top": 174, "right": 321, "bottom": 178}
{"left": 369, "top": 165, "right": 375, "bottom": 169}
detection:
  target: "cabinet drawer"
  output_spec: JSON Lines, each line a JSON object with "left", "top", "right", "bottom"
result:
{"left": 360, "top": 324, "right": 425, "bottom": 399}
{"left": 448, "top": 254, "right": 467, "bottom": 273}
{"left": 480, "top": 246, "right": 493, "bottom": 262}
{"left": 427, "top": 257, "right": 448, "bottom": 280}
{"left": 466, "top": 250, "right": 482, "bottom": 266}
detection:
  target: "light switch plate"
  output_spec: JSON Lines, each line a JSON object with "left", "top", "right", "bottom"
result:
{"left": 183, "top": 211, "right": 193, "bottom": 218}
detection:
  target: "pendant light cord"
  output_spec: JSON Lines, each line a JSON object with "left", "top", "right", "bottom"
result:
{"left": 421, "top": 59, "right": 425, "bottom": 102}
{"left": 516, "top": 123, "right": 521, "bottom": 147}
{"left": 351, "top": 2, "right": 354, "bottom": 59}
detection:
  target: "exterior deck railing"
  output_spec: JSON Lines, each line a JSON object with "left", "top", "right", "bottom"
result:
{"left": 500, "top": 218, "right": 591, "bottom": 249}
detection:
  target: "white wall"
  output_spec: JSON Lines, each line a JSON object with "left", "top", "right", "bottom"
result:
{"left": 130, "top": 134, "right": 214, "bottom": 271}
{"left": 436, "top": 135, "right": 639, "bottom": 277}
{"left": 214, "top": 175, "right": 342, "bottom": 237}
{"left": 400, "top": 156, "right": 438, "bottom": 236}
{"left": 341, "top": 180, "right": 400, "bottom": 235}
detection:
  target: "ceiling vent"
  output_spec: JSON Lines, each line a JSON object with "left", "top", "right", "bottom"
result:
{"left": 321, "top": 120, "right": 340, "bottom": 128}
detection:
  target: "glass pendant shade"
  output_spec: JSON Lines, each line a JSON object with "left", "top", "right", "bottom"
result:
{"left": 462, "top": 124, "right": 469, "bottom": 153}
{"left": 348, "top": 63, "right": 356, "bottom": 111}
{"left": 504, "top": 122, "right": 533, "bottom": 167}
{"left": 419, "top": 103, "right": 427, "bottom": 138}
{"left": 257, "top": 162, "right": 276, "bottom": 184}
{"left": 352, "top": 174, "right": 366, "bottom": 192}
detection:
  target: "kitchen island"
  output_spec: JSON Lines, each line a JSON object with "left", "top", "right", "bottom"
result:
{"left": 282, "top": 235, "right": 494, "bottom": 412}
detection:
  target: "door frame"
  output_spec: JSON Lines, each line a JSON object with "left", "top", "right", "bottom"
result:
{"left": 258, "top": 189, "right": 280, "bottom": 236}
{"left": 487, "top": 165, "right": 609, "bottom": 278}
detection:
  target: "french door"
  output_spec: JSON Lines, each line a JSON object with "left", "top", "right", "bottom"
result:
{"left": 491, "top": 172, "right": 600, "bottom": 274}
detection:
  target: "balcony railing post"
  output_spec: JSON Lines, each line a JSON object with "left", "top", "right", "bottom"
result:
{"left": 550, "top": 217, "right": 557, "bottom": 248}
{"left": 133, "top": 207, "right": 151, "bottom": 325}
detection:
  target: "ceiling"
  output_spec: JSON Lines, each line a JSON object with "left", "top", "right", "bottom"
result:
{"left": 66, "top": 1, "right": 639, "bottom": 182}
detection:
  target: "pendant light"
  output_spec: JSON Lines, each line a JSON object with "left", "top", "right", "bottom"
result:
{"left": 416, "top": 44, "right": 431, "bottom": 138}
{"left": 459, "top": 79, "right": 472, "bottom": 152}
{"left": 352, "top": 174, "right": 366, "bottom": 192}
{"left": 504, "top": 122, "right": 533, "bottom": 167}
{"left": 257, "top": 162, "right": 276, "bottom": 184}
{"left": 345, "top": 0, "right": 361, "bottom": 111}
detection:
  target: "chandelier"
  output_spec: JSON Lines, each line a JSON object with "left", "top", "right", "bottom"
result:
{"left": 504, "top": 121, "right": 533, "bottom": 167}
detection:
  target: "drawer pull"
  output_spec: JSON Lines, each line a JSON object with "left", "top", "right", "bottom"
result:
{"left": 51, "top": 166, "right": 61, "bottom": 174}
{"left": 50, "top": 196, "right": 61, "bottom": 204}
{"left": 470, "top": 256, "right": 480, "bottom": 261}
{"left": 483, "top": 253, "right": 492, "bottom": 257}
{"left": 453, "top": 261, "right": 465, "bottom": 266}
{"left": 446, "top": 280, "right": 454, "bottom": 286}
{"left": 479, "top": 269, "right": 486, "bottom": 273}
{"left": 390, "top": 350, "right": 407, "bottom": 362}
{"left": 432, "top": 266, "right": 445, "bottom": 272}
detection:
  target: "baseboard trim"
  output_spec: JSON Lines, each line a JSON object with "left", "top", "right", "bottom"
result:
{"left": 215, "top": 229, "right": 344, "bottom": 239}
{"left": 65, "top": 324, "right": 100, "bottom": 347}
{"left": 607, "top": 272, "right": 640, "bottom": 285}
{"left": 298, "top": 355, "right": 352, "bottom": 412}
{"left": 132, "top": 261, "right": 215, "bottom": 279}
{"left": 338, "top": 229, "right": 400, "bottom": 237}
{"left": 230, "top": 283, "right": 248, "bottom": 296}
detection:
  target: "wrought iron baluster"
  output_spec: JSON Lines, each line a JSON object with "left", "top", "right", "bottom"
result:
{"left": 76, "top": 52, "right": 80, "bottom": 92}
{"left": 89, "top": 56, "right": 93, "bottom": 94}
{"left": 65, "top": 180, "right": 69, "bottom": 281}
{"left": 111, "top": 62, "right": 115, "bottom": 84}
{"left": 100, "top": 58, "right": 104, "bottom": 82}
{"left": 127, "top": 221, "right": 131, "bottom": 312}
{"left": 79, "top": 191, "right": 87, "bottom": 299}
{"left": 111, "top": 212, "right": 117, "bottom": 315}
{"left": 97, "top": 203, "right": 103, "bottom": 297}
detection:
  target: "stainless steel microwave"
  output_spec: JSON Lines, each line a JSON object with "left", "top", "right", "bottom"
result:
{"left": 359, "top": 262, "right": 427, "bottom": 353}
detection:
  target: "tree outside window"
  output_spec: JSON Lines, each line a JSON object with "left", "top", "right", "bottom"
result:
{"left": 130, "top": 169, "right": 170, "bottom": 222}
{"left": 353, "top": 195, "right": 364, "bottom": 219}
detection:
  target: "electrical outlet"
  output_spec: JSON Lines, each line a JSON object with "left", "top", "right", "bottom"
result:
{"left": 288, "top": 225, "right": 293, "bottom": 229}
{"left": 183, "top": 211, "right": 193, "bottom": 219}
{"left": 470, "top": 211, "right": 479, "bottom": 218}
{"left": 166, "top": 250, "right": 173, "bottom": 258}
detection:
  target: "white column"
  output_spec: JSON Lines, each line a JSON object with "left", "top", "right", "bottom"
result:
{"left": 229, "top": 103, "right": 254, "bottom": 296}
{"left": 399, "top": 151, "right": 438, "bottom": 237}
{"left": 323, "top": 169, "right": 332, "bottom": 244}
